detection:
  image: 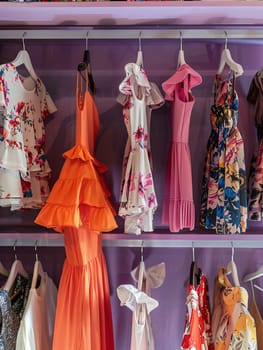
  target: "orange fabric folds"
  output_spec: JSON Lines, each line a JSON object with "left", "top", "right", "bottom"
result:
{"left": 35, "top": 144, "right": 117, "bottom": 233}
{"left": 34, "top": 69, "right": 117, "bottom": 350}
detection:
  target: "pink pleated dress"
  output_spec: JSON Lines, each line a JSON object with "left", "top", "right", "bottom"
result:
{"left": 162, "top": 64, "right": 202, "bottom": 232}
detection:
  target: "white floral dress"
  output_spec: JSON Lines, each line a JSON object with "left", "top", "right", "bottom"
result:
{"left": 118, "top": 63, "right": 164, "bottom": 234}
{"left": 0, "top": 63, "right": 57, "bottom": 210}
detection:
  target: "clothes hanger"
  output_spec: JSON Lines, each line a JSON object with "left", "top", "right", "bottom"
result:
{"left": 177, "top": 31, "right": 186, "bottom": 68}
{"left": 217, "top": 31, "right": 244, "bottom": 77}
{"left": 31, "top": 240, "right": 45, "bottom": 289}
{"left": 136, "top": 31, "right": 144, "bottom": 68}
{"left": 243, "top": 264, "right": 263, "bottom": 282}
{"left": 253, "top": 283, "right": 263, "bottom": 292}
{"left": 3, "top": 240, "right": 29, "bottom": 293}
{"left": 226, "top": 242, "right": 240, "bottom": 287}
{"left": 77, "top": 31, "right": 96, "bottom": 95}
{"left": 11, "top": 32, "right": 38, "bottom": 82}
{"left": 0, "top": 261, "right": 9, "bottom": 277}
{"left": 137, "top": 241, "right": 146, "bottom": 292}
{"left": 189, "top": 242, "right": 201, "bottom": 288}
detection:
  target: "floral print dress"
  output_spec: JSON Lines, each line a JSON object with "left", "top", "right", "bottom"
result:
{"left": 212, "top": 268, "right": 257, "bottom": 350}
{"left": 181, "top": 272, "right": 214, "bottom": 350}
{"left": 0, "top": 63, "right": 57, "bottom": 210}
{"left": 118, "top": 63, "right": 164, "bottom": 234}
{"left": 200, "top": 73, "right": 247, "bottom": 234}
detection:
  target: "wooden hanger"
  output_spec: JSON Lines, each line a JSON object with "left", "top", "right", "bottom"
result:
{"left": 217, "top": 31, "right": 243, "bottom": 77}
{"left": 0, "top": 261, "right": 9, "bottom": 277}
{"left": 226, "top": 243, "right": 240, "bottom": 287}
{"left": 177, "top": 32, "right": 186, "bottom": 68}
{"left": 31, "top": 240, "right": 45, "bottom": 289}
{"left": 3, "top": 241, "right": 28, "bottom": 292}
{"left": 11, "top": 33, "right": 38, "bottom": 81}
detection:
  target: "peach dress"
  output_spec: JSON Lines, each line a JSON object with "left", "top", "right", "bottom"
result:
{"left": 35, "top": 70, "right": 117, "bottom": 350}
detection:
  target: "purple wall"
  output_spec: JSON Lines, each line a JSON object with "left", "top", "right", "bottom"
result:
{"left": 0, "top": 37, "right": 263, "bottom": 349}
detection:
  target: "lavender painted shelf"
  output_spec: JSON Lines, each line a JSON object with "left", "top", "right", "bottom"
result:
{"left": 0, "top": 1, "right": 262, "bottom": 27}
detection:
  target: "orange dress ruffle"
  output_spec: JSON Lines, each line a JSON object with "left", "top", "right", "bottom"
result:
{"left": 35, "top": 69, "right": 117, "bottom": 350}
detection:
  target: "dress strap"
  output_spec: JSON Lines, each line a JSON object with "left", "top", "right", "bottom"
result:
{"left": 75, "top": 69, "right": 89, "bottom": 145}
{"left": 183, "top": 74, "right": 190, "bottom": 102}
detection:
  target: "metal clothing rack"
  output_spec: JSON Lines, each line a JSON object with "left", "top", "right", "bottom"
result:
{"left": 1, "top": 28, "right": 263, "bottom": 41}
{"left": 0, "top": 233, "right": 263, "bottom": 248}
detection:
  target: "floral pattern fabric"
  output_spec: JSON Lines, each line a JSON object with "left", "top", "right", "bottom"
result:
{"left": 118, "top": 63, "right": 164, "bottom": 234}
{"left": 181, "top": 273, "right": 214, "bottom": 350}
{"left": 212, "top": 268, "right": 257, "bottom": 350}
{"left": 200, "top": 73, "right": 247, "bottom": 234}
{"left": 0, "top": 63, "right": 57, "bottom": 210}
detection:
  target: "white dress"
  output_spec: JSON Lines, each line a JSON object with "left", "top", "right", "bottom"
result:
{"left": 0, "top": 63, "right": 57, "bottom": 210}
{"left": 117, "top": 63, "right": 164, "bottom": 234}
{"left": 117, "top": 261, "right": 166, "bottom": 350}
{"left": 15, "top": 272, "right": 57, "bottom": 350}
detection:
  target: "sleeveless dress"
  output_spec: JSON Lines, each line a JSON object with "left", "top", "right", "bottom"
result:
{"left": 162, "top": 64, "right": 202, "bottom": 232}
{"left": 249, "top": 283, "right": 263, "bottom": 350}
{"left": 181, "top": 271, "right": 214, "bottom": 350}
{"left": 118, "top": 63, "right": 162, "bottom": 235}
{"left": 212, "top": 268, "right": 257, "bottom": 350}
{"left": 0, "top": 274, "right": 31, "bottom": 350}
{"left": 35, "top": 69, "right": 117, "bottom": 350}
{"left": 200, "top": 73, "right": 247, "bottom": 234}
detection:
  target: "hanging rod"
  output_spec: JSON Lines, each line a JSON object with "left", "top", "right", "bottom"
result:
{"left": 0, "top": 233, "right": 263, "bottom": 248}
{"left": 1, "top": 28, "right": 263, "bottom": 40}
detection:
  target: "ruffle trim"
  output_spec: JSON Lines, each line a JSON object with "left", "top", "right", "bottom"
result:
{"left": 162, "top": 199, "right": 195, "bottom": 233}
{"left": 35, "top": 144, "right": 117, "bottom": 232}
{"left": 63, "top": 145, "right": 108, "bottom": 174}
{"left": 35, "top": 202, "right": 117, "bottom": 233}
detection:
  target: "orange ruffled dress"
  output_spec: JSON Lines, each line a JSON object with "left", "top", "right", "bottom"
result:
{"left": 35, "top": 70, "right": 117, "bottom": 350}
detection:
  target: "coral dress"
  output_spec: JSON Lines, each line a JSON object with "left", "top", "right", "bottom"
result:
{"left": 162, "top": 64, "right": 202, "bottom": 232}
{"left": 35, "top": 70, "right": 117, "bottom": 350}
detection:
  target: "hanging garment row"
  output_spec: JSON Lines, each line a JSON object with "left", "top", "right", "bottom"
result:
{"left": 116, "top": 244, "right": 263, "bottom": 350}
{"left": 0, "top": 243, "right": 57, "bottom": 350}
{"left": 0, "top": 36, "right": 262, "bottom": 235}
{"left": 116, "top": 35, "right": 260, "bottom": 235}
{"left": 1, "top": 243, "right": 262, "bottom": 350}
